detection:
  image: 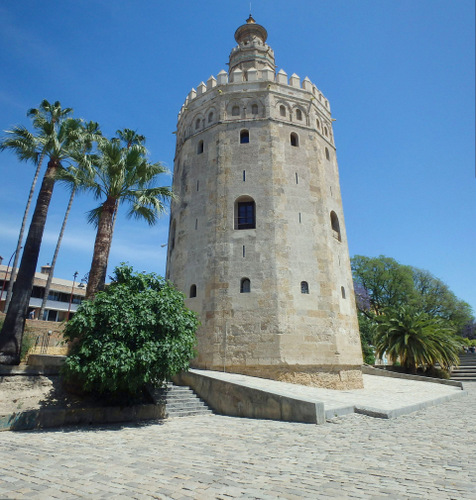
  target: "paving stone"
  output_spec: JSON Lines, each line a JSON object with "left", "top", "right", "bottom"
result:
{"left": 0, "top": 381, "right": 475, "bottom": 498}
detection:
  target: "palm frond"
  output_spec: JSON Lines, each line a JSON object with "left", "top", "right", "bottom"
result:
{"left": 86, "top": 205, "right": 104, "bottom": 227}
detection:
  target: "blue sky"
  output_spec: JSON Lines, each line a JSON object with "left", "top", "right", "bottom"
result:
{"left": 0, "top": 1, "right": 474, "bottom": 312}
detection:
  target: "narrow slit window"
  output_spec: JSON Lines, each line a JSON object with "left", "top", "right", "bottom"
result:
{"left": 316, "top": 118, "right": 321, "bottom": 130}
{"left": 301, "top": 281, "right": 309, "bottom": 294}
{"left": 341, "top": 286, "right": 346, "bottom": 299}
{"left": 290, "top": 133, "right": 299, "bottom": 147}
{"left": 195, "top": 118, "right": 200, "bottom": 130}
{"left": 325, "top": 147, "right": 330, "bottom": 160}
{"left": 299, "top": 212, "right": 302, "bottom": 223}
{"left": 295, "top": 172, "right": 299, "bottom": 184}
{"left": 170, "top": 220, "right": 176, "bottom": 250}
{"left": 190, "top": 284, "right": 197, "bottom": 298}
{"left": 324, "top": 126, "right": 329, "bottom": 137}
{"left": 240, "top": 130, "right": 250, "bottom": 144}
{"left": 243, "top": 170, "right": 246, "bottom": 182}
{"left": 242, "top": 245, "right": 245, "bottom": 258}
{"left": 195, "top": 218, "right": 198, "bottom": 230}
{"left": 240, "top": 278, "right": 251, "bottom": 293}
{"left": 197, "top": 140, "right": 204, "bottom": 154}
{"left": 196, "top": 180, "right": 199, "bottom": 191}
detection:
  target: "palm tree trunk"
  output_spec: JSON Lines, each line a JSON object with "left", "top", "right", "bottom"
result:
{"left": 0, "top": 159, "right": 59, "bottom": 364}
{"left": 85, "top": 196, "right": 116, "bottom": 300}
{"left": 38, "top": 186, "right": 76, "bottom": 320}
{"left": 4, "top": 151, "right": 45, "bottom": 313}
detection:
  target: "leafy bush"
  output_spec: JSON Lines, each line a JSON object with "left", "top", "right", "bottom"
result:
{"left": 358, "top": 312, "right": 376, "bottom": 364}
{"left": 62, "top": 265, "right": 198, "bottom": 401}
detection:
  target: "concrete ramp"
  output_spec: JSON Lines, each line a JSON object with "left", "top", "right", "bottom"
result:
{"left": 173, "top": 370, "right": 326, "bottom": 424}
{"left": 174, "top": 368, "right": 467, "bottom": 423}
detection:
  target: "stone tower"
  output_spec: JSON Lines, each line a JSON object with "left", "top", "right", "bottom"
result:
{"left": 166, "top": 16, "right": 363, "bottom": 389}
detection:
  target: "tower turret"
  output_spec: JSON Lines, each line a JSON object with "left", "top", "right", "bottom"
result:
{"left": 167, "top": 18, "right": 363, "bottom": 390}
{"left": 229, "top": 15, "right": 275, "bottom": 76}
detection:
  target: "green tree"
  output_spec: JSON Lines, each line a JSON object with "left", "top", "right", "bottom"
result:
{"left": 411, "top": 267, "right": 473, "bottom": 334}
{"left": 374, "top": 306, "right": 462, "bottom": 374}
{"left": 351, "top": 255, "right": 416, "bottom": 318}
{"left": 62, "top": 265, "right": 198, "bottom": 401}
{"left": 0, "top": 100, "right": 81, "bottom": 364}
{"left": 74, "top": 133, "right": 173, "bottom": 299}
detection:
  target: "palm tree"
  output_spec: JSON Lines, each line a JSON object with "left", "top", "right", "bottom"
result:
{"left": 0, "top": 100, "right": 81, "bottom": 364}
{"left": 1, "top": 123, "right": 50, "bottom": 313}
{"left": 106, "top": 129, "right": 146, "bottom": 253}
{"left": 374, "top": 306, "right": 461, "bottom": 374}
{"left": 75, "top": 133, "right": 172, "bottom": 299}
{"left": 38, "top": 121, "right": 102, "bottom": 320}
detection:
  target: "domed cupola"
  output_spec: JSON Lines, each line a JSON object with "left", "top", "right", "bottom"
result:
{"left": 228, "top": 15, "right": 276, "bottom": 77}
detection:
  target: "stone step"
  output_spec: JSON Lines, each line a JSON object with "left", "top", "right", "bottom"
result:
{"left": 149, "top": 383, "right": 213, "bottom": 418}
{"left": 166, "top": 409, "right": 214, "bottom": 418}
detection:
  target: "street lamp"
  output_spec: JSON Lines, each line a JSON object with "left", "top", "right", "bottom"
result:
{"left": 67, "top": 271, "right": 79, "bottom": 321}
{"left": 0, "top": 246, "right": 22, "bottom": 306}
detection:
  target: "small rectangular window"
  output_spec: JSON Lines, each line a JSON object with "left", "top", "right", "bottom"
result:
{"left": 242, "top": 245, "right": 245, "bottom": 257}
{"left": 243, "top": 170, "right": 246, "bottom": 182}
{"left": 295, "top": 172, "right": 299, "bottom": 184}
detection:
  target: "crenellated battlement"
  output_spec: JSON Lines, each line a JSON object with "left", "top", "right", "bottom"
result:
{"left": 178, "top": 68, "right": 330, "bottom": 122}
{"left": 176, "top": 67, "right": 334, "bottom": 151}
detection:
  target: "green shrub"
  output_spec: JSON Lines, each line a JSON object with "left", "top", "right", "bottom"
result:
{"left": 20, "top": 327, "right": 37, "bottom": 361}
{"left": 62, "top": 265, "right": 199, "bottom": 402}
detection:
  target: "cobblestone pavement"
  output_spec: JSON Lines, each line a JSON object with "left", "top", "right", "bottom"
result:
{"left": 1, "top": 383, "right": 475, "bottom": 499}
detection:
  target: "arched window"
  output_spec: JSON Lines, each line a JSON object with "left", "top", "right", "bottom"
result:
{"left": 280, "top": 105, "right": 286, "bottom": 117}
{"left": 232, "top": 105, "right": 240, "bottom": 116}
{"left": 240, "top": 278, "right": 251, "bottom": 293}
{"left": 197, "top": 140, "right": 204, "bottom": 154}
{"left": 324, "top": 126, "right": 329, "bottom": 137}
{"left": 290, "top": 132, "right": 299, "bottom": 147}
{"left": 195, "top": 118, "right": 201, "bottom": 130}
{"left": 295, "top": 109, "right": 302, "bottom": 121}
{"left": 190, "top": 284, "right": 197, "bottom": 298}
{"left": 330, "top": 211, "right": 341, "bottom": 241}
{"left": 301, "top": 281, "right": 309, "bottom": 294}
{"left": 325, "top": 147, "right": 330, "bottom": 160}
{"left": 235, "top": 196, "right": 256, "bottom": 230}
{"left": 240, "top": 129, "right": 250, "bottom": 144}
{"left": 316, "top": 118, "right": 321, "bottom": 130}
{"left": 251, "top": 104, "right": 258, "bottom": 115}
{"left": 208, "top": 111, "right": 214, "bottom": 123}
{"left": 341, "top": 286, "right": 346, "bottom": 299}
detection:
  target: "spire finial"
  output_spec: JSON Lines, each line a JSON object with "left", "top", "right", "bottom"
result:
{"left": 246, "top": 14, "right": 256, "bottom": 24}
